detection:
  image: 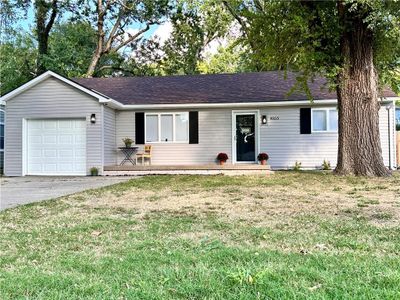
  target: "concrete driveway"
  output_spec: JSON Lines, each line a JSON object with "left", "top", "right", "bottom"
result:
{"left": 0, "top": 176, "right": 132, "bottom": 211}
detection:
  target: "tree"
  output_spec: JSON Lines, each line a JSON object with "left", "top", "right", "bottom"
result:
{"left": 1, "top": 0, "right": 73, "bottom": 74}
{"left": 0, "top": 33, "right": 36, "bottom": 94}
{"left": 197, "top": 42, "right": 253, "bottom": 74}
{"left": 35, "top": 0, "right": 59, "bottom": 74}
{"left": 162, "top": 0, "right": 233, "bottom": 75}
{"left": 46, "top": 22, "right": 98, "bottom": 77}
{"left": 224, "top": 0, "right": 400, "bottom": 176}
{"left": 79, "top": 0, "right": 170, "bottom": 77}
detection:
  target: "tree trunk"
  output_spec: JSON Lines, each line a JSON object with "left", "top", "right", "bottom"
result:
{"left": 335, "top": 2, "right": 390, "bottom": 177}
{"left": 86, "top": 0, "right": 105, "bottom": 78}
{"left": 86, "top": 50, "right": 102, "bottom": 78}
{"left": 35, "top": 0, "right": 58, "bottom": 75}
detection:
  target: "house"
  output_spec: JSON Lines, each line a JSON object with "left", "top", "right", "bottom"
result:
{"left": 0, "top": 71, "right": 398, "bottom": 176}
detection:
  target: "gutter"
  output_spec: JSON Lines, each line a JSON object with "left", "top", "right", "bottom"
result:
{"left": 101, "top": 97, "right": 399, "bottom": 111}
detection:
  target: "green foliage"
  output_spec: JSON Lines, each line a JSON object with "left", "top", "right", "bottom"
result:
{"left": 45, "top": 22, "right": 97, "bottom": 78}
{"left": 90, "top": 167, "right": 99, "bottom": 176}
{"left": 162, "top": 0, "right": 233, "bottom": 75}
{"left": 224, "top": 0, "right": 400, "bottom": 92}
{"left": 0, "top": 33, "right": 36, "bottom": 95}
{"left": 197, "top": 43, "right": 253, "bottom": 74}
{"left": 322, "top": 160, "right": 331, "bottom": 171}
{"left": 293, "top": 161, "right": 302, "bottom": 171}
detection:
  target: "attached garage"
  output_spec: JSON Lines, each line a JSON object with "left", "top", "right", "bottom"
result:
{"left": 26, "top": 119, "right": 86, "bottom": 175}
{"left": 1, "top": 71, "right": 108, "bottom": 176}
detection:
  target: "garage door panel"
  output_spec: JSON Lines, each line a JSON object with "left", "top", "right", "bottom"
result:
{"left": 43, "top": 135, "right": 57, "bottom": 144}
{"left": 29, "top": 121, "right": 43, "bottom": 130}
{"left": 59, "top": 149, "right": 73, "bottom": 158}
{"left": 59, "top": 134, "right": 73, "bottom": 144}
{"left": 44, "top": 164, "right": 57, "bottom": 172}
{"left": 44, "top": 120, "right": 57, "bottom": 129}
{"left": 27, "top": 119, "right": 86, "bottom": 175}
{"left": 59, "top": 120, "right": 73, "bottom": 129}
{"left": 74, "top": 135, "right": 85, "bottom": 144}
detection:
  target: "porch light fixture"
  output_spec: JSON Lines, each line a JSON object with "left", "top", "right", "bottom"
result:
{"left": 261, "top": 115, "right": 267, "bottom": 125}
{"left": 90, "top": 114, "right": 96, "bottom": 124}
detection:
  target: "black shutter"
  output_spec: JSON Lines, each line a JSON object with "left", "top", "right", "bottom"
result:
{"left": 135, "top": 112, "right": 145, "bottom": 144}
{"left": 300, "top": 108, "right": 312, "bottom": 134}
{"left": 189, "top": 111, "right": 199, "bottom": 144}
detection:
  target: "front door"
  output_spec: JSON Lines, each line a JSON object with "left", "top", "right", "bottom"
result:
{"left": 234, "top": 113, "right": 256, "bottom": 162}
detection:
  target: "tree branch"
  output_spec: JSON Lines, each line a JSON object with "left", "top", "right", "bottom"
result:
{"left": 113, "top": 24, "right": 151, "bottom": 52}
{"left": 45, "top": 0, "right": 58, "bottom": 36}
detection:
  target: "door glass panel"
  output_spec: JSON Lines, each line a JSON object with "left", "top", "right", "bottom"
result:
{"left": 236, "top": 114, "right": 255, "bottom": 162}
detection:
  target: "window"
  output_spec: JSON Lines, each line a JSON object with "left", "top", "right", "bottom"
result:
{"left": 0, "top": 109, "right": 4, "bottom": 173}
{"left": 312, "top": 108, "right": 338, "bottom": 132}
{"left": 145, "top": 112, "right": 189, "bottom": 143}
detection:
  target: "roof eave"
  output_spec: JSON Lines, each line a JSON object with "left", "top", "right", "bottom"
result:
{"left": 0, "top": 71, "right": 111, "bottom": 103}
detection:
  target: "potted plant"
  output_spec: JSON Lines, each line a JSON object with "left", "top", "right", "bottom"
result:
{"left": 217, "top": 153, "right": 228, "bottom": 165}
{"left": 90, "top": 167, "right": 99, "bottom": 176}
{"left": 257, "top": 153, "right": 269, "bottom": 165}
{"left": 122, "top": 137, "right": 134, "bottom": 148}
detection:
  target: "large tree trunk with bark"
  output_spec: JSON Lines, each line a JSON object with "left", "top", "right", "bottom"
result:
{"left": 335, "top": 2, "right": 390, "bottom": 177}
{"left": 35, "top": 0, "right": 58, "bottom": 75}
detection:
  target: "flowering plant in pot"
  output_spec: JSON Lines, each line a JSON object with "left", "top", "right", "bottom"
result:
{"left": 216, "top": 153, "right": 228, "bottom": 165}
{"left": 257, "top": 153, "right": 269, "bottom": 165}
{"left": 122, "top": 137, "right": 134, "bottom": 148}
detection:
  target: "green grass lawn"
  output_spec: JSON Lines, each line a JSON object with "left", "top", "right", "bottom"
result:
{"left": 1, "top": 171, "right": 400, "bottom": 299}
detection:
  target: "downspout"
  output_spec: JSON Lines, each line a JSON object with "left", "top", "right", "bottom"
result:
{"left": 386, "top": 103, "right": 393, "bottom": 170}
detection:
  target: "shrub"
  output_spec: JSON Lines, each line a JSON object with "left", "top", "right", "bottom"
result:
{"left": 322, "top": 160, "right": 331, "bottom": 170}
{"left": 90, "top": 167, "right": 99, "bottom": 176}
{"left": 293, "top": 161, "right": 302, "bottom": 171}
{"left": 257, "top": 153, "right": 269, "bottom": 161}
{"left": 217, "top": 153, "right": 229, "bottom": 162}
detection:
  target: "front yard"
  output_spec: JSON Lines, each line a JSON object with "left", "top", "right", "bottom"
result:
{"left": 1, "top": 171, "right": 399, "bottom": 299}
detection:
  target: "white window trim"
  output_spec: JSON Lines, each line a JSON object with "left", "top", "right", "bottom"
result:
{"left": 145, "top": 112, "right": 189, "bottom": 143}
{"left": 311, "top": 108, "right": 338, "bottom": 133}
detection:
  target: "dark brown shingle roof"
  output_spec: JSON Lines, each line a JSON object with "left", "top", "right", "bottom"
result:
{"left": 73, "top": 71, "right": 397, "bottom": 105}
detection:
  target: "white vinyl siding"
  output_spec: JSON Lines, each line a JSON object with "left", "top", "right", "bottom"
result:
{"left": 116, "top": 109, "right": 231, "bottom": 165}
{"left": 103, "top": 106, "right": 117, "bottom": 166}
{"left": 0, "top": 107, "right": 4, "bottom": 172}
{"left": 114, "top": 105, "right": 393, "bottom": 168}
{"left": 4, "top": 77, "right": 103, "bottom": 176}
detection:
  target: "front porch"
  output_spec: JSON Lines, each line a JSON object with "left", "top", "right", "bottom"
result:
{"left": 103, "top": 164, "right": 273, "bottom": 176}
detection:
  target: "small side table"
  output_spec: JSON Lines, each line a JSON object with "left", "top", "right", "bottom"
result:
{"left": 119, "top": 147, "right": 138, "bottom": 165}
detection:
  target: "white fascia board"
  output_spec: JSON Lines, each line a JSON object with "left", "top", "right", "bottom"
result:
{"left": 117, "top": 99, "right": 339, "bottom": 110}
{"left": 0, "top": 71, "right": 110, "bottom": 103}
{"left": 118, "top": 97, "right": 395, "bottom": 110}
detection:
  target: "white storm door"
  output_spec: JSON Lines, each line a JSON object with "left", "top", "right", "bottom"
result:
{"left": 27, "top": 119, "right": 86, "bottom": 175}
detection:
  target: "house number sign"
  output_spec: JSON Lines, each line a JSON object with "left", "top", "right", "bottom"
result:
{"left": 269, "top": 116, "right": 280, "bottom": 120}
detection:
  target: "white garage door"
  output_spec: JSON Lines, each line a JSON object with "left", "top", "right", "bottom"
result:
{"left": 27, "top": 119, "right": 86, "bottom": 175}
